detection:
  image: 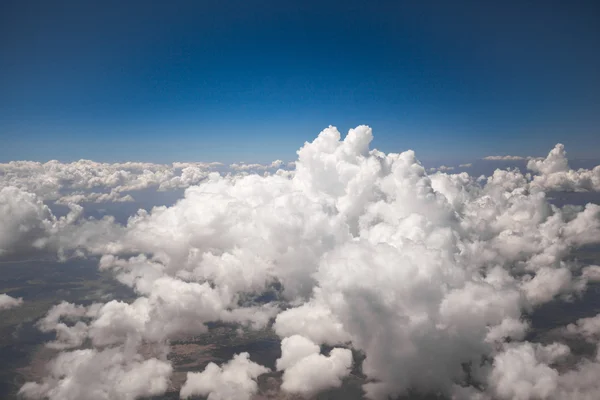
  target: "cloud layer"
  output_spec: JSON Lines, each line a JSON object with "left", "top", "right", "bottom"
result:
{"left": 0, "top": 158, "right": 291, "bottom": 205}
{"left": 3, "top": 126, "right": 600, "bottom": 399}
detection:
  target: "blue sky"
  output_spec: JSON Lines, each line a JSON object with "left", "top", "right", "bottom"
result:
{"left": 1, "top": 0, "right": 599, "bottom": 164}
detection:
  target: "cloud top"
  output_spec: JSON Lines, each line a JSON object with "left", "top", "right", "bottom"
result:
{"left": 4, "top": 125, "right": 600, "bottom": 400}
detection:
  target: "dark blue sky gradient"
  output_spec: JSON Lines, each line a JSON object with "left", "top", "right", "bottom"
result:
{"left": 1, "top": 0, "right": 599, "bottom": 163}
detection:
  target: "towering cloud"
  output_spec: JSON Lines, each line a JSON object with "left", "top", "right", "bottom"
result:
{"left": 4, "top": 126, "right": 600, "bottom": 399}
{"left": 528, "top": 144, "right": 600, "bottom": 191}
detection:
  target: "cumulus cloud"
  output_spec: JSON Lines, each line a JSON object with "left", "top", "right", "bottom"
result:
{"left": 229, "top": 159, "right": 286, "bottom": 173}
{"left": 473, "top": 318, "right": 600, "bottom": 400}
{"left": 19, "top": 346, "right": 172, "bottom": 400}
{"left": 0, "top": 186, "right": 89, "bottom": 257}
{"left": 36, "top": 301, "right": 102, "bottom": 349}
{"left": 483, "top": 155, "right": 529, "bottom": 161}
{"left": 276, "top": 335, "right": 352, "bottom": 395}
{"left": 528, "top": 144, "right": 600, "bottom": 192}
{"left": 528, "top": 144, "right": 570, "bottom": 175}
{"left": 0, "top": 293, "right": 23, "bottom": 310}
{"left": 459, "top": 163, "right": 473, "bottom": 168}
{"left": 180, "top": 352, "right": 269, "bottom": 400}
{"left": 481, "top": 144, "right": 600, "bottom": 192}
{"left": 429, "top": 165, "right": 455, "bottom": 172}
{"left": 0, "top": 184, "right": 125, "bottom": 260}
{"left": 11, "top": 125, "right": 600, "bottom": 400}
{"left": 487, "top": 342, "right": 567, "bottom": 400}
{"left": 0, "top": 159, "right": 219, "bottom": 204}
{"left": 0, "top": 186, "right": 55, "bottom": 255}
{"left": 274, "top": 301, "right": 351, "bottom": 345}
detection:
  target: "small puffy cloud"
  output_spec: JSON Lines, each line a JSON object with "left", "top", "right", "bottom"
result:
{"left": 566, "top": 313, "right": 600, "bottom": 340}
{"left": 276, "top": 335, "right": 353, "bottom": 396}
{"left": 429, "top": 165, "right": 455, "bottom": 172}
{"left": 459, "top": 163, "right": 473, "bottom": 168}
{"left": 521, "top": 266, "right": 575, "bottom": 306}
{"left": 483, "top": 155, "right": 528, "bottom": 161}
{"left": 274, "top": 302, "right": 351, "bottom": 346}
{"left": 581, "top": 265, "right": 600, "bottom": 282}
{"left": 0, "top": 293, "right": 23, "bottom": 310}
{"left": 37, "top": 301, "right": 102, "bottom": 349}
{"left": 229, "top": 159, "right": 288, "bottom": 173}
{"left": 488, "top": 343, "right": 563, "bottom": 400}
{"left": 180, "top": 352, "right": 269, "bottom": 400}
{"left": 19, "top": 347, "right": 172, "bottom": 400}
{"left": 276, "top": 335, "right": 321, "bottom": 371}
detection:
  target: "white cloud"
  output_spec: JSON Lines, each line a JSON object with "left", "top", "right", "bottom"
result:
{"left": 276, "top": 335, "right": 321, "bottom": 371}
{"left": 280, "top": 349, "right": 352, "bottom": 395}
{"left": 37, "top": 301, "right": 102, "bottom": 349}
{"left": 0, "top": 293, "right": 23, "bottom": 310}
{"left": 0, "top": 185, "right": 125, "bottom": 260}
{"left": 0, "top": 186, "right": 54, "bottom": 255}
{"left": 275, "top": 335, "right": 353, "bottom": 395}
{"left": 0, "top": 159, "right": 218, "bottom": 204}
{"left": 581, "top": 265, "right": 600, "bottom": 282}
{"left": 274, "top": 301, "right": 351, "bottom": 346}
{"left": 229, "top": 159, "right": 286, "bottom": 172}
{"left": 528, "top": 144, "right": 600, "bottom": 192}
{"left": 566, "top": 313, "right": 600, "bottom": 340}
{"left": 429, "top": 165, "right": 455, "bottom": 172}
{"left": 10, "top": 125, "right": 600, "bottom": 400}
{"left": 19, "top": 346, "right": 172, "bottom": 400}
{"left": 528, "top": 144, "right": 569, "bottom": 175}
{"left": 180, "top": 352, "right": 269, "bottom": 400}
{"left": 483, "top": 155, "right": 528, "bottom": 161}
{"left": 488, "top": 343, "right": 562, "bottom": 400}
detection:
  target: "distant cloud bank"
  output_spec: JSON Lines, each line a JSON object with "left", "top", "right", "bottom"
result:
{"left": 483, "top": 154, "right": 529, "bottom": 160}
